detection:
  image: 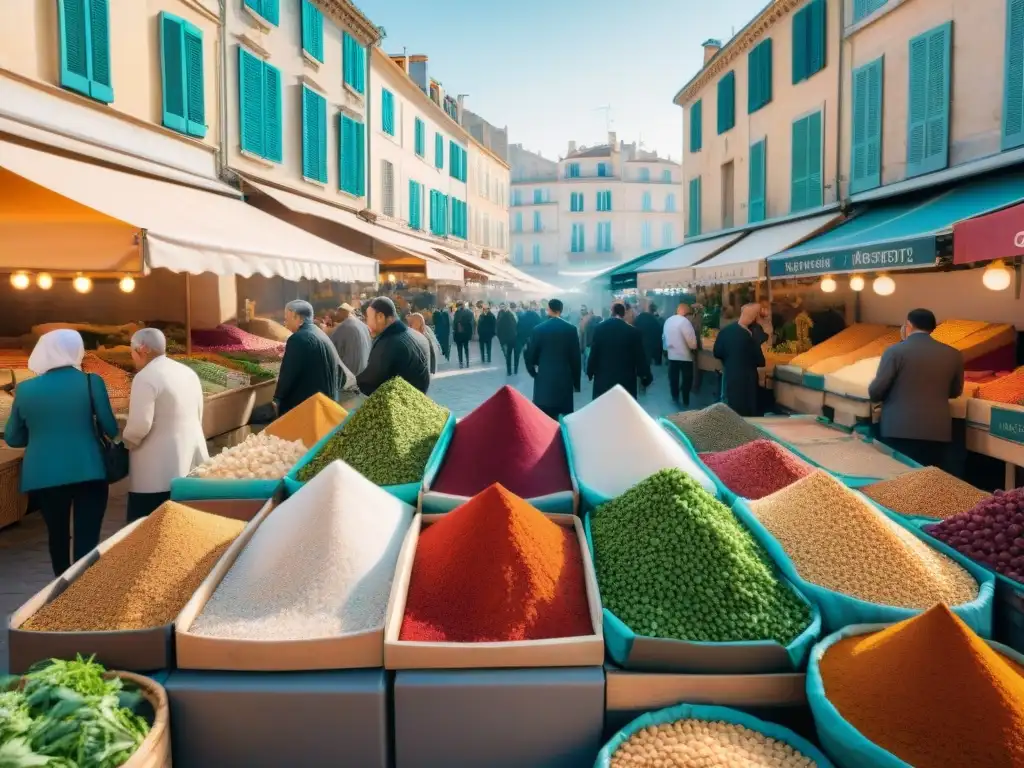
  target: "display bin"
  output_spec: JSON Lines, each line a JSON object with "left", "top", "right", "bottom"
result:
{"left": 802, "top": 372, "right": 826, "bottom": 391}
{"left": 774, "top": 431, "right": 922, "bottom": 488}
{"left": 165, "top": 668, "right": 388, "bottom": 768}
{"left": 773, "top": 365, "right": 804, "bottom": 385}
{"left": 420, "top": 420, "right": 579, "bottom": 515}
{"left": 660, "top": 420, "right": 740, "bottom": 506}
{"left": 283, "top": 412, "right": 455, "bottom": 505}
{"left": 0, "top": 447, "right": 27, "bottom": 530}
{"left": 203, "top": 384, "right": 259, "bottom": 439}
{"left": 6, "top": 500, "right": 273, "bottom": 674}
{"left": 383, "top": 512, "right": 604, "bottom": 670}
{"left": 583, "top": 512, "right": 822, "bottom": 673}
{"left": 731, "top": 497, "right": 996, "bottom": 636}
{"left": 170, "top": 475, "right": 283, "bottom": 503}
{"left": 252, "top": 378, "right": 276, "bottom": 408}
{"left": 772, "top": 380, "right": 825, "bottom": 415}
{"left": 394, "top": 666, "right": 605, "bottom": 768}
{"left": 806, "top": 622, "right": 1024, "bottom": 768}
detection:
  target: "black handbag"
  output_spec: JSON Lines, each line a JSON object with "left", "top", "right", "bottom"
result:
{"left": 85, "top": 372, "right": 130, "bottom": 484}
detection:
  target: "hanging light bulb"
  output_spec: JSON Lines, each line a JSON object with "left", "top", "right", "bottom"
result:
{"left": 9, "top": 272, "right": 30, "bottom": 290}
{"left": 36, "top": 273, "right": 53, "bottom": 290}
{"left": 873, "top": 274, "right": 896, "bottom": 296}
{"left": 849, "top": 274, "right": 865, "bottom": 292}
{"left": 119, "top": 276, "right": 136, "bottom": 293}
{"left": 982, "top": 260, "right": 1012, "bottom": 291}
{"left": 820, "top": 275, "right": 837, "bottom": 293}
{"left": 387, "top": 273, "right": 396, "bottom": 284}
{"left": 72, "top": 275, "right": 93, "bottom": 294}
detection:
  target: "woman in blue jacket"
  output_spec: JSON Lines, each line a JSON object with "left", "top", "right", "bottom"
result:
{"left": 4, "top": 330, "right": 118, "bottom": 575}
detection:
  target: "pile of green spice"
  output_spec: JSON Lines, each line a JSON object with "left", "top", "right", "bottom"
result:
{"left": 297, "top": 377, "right": 450, "bottom": 486}
{"left": 590, "top": 468, "right": 811, "bottom": 644}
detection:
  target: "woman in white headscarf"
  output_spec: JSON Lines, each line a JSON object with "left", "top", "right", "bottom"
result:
{"left": 4, "top": 330, "right": 119, "bottom": 575}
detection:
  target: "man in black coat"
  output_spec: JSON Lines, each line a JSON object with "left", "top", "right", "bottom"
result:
{"left": 496, "top": 302, "right": 519, "bottom": 375}
{"left": 432, "top": 306, "right": 451, "bottom": 361}
{"left": 274, "top": 299, "right": 344, "bottom": 415}
{"left": 516, "top": 302, "right": 542, "bottom": 362}
{"left": 452, "top": 302, "right": 475, "bottom": 368}
{"left": 524, "top": 299, "right": 581, "bottom": 420}
{"left": 357, "top": 297, "right": 431, "bottom": 396}
{"left": 587, "top": 302, "right": 652, "bottom": 400}
{"left": 477, "top": 305, "right": 497, "bottom": 364}
{"left": 713, "top": 303, "right": 766, "bottom": 417}
{"left": 634, "top": 302, "right": 665, "bottom": 367}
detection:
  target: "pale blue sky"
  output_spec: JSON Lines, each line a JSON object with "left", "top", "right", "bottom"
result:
{"left": 356, "top": 0, "right": 770, "bottom": 162}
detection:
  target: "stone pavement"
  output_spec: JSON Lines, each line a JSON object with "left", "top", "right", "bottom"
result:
{"left": 0, "top": 354, "right": 714, "bottom": 672}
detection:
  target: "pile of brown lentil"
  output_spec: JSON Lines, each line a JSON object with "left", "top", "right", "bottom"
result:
{"left": 861, "top": 466, "right": 989, "bottom": 519}
{"left": 748, "top": 471, "right": 979, "bottom": 609}
{"left": 24, "top": 502, "right": 245, "bottom": 632}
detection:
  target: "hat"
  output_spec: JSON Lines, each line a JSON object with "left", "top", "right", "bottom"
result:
{"left": 337, "top": 302, "right": 355, "bottom": 312}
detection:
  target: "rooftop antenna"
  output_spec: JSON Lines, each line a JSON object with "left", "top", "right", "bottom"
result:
{"left": 594, "top": 104, "right": 612, "bottom": 134}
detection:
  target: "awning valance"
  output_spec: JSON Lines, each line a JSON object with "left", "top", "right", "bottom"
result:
{"left": 953, "top": 200, "right": 1024, "bottom": 265}
{"left": 770, "top": 172, "right": 1024, "bottom": 277}
{"left": 0, "top": 139, "right": 378, "bottom": 282}
{"left": 635, "top": 234, "right": 746, "bottom": 290}
{"left": 434, "top": 247, "right": 557, "bottom": 293}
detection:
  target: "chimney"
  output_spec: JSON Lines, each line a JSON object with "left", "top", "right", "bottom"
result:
{"left": 408, "top": 55, "right": 429, "bottom": 94}
{"left": 568, "top": 140, "right": 577, "bottom": 155}
{"left": 702, "top": 38, "right": 722, "bottom": 65}
{"left": 608, "top": 131, "right": 617, "bottom": 147}
{"left": 456, "top": 94, "right": 465, "bottom": 124}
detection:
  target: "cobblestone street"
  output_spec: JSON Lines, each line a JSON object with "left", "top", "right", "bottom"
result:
{"left": 0, "top": 355, "right": 715, "bottom": 671}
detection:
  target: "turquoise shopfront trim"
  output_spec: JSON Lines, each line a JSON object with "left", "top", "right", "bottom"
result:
{"left": 170, "top": 475, "right": 281, "bottom": 502}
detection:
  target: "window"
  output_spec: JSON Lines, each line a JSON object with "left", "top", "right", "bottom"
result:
{"left": 58, "top": 0, "right": 113, "bottom": 102}
{"left": 639, "top": 168, "right": 650, "bottom": 182}
{"left": 342, "top": 32, "right": 365, "bottom": 93}
{"left": 408, "top": 180, "right": 423, "bottom": 229}
{"left": 793, "top": 0, "right": 827, "bottom": 84}
{"left": 570, "top": 192, "right": 584, "bottom": 211}
{"left": 381, "top": 88, "right": 395, "bottom": 136}
{"left": 597, "top": 162, "right": 608, "bottom": 177}
{"left": 429, "top": 190, "right": 449, "bottom": 236}
{"left": 339, "top": 113, "right": 365, "bottom": 196}
{"left": 414, "top": 118, "right": 425, "bottom": 157}
{"left": 665, "top": 193, "right": 676, "bottom": 213}
{"left": 532, "top": 244, "right": 541, "bottom": 265}
{"left": 243, "top": 0, "right": 279, "bottom": 25}
{"left": 717, "top": 71, "right": 736, "bottom": 134}
{"left": 851, "top": 57, "right": 884, "bottom": 193}
{"left": 300, "top": 0, "right": 323, "bottom": 62}
{"left": 1005, "top": 0, "right": 1024, "bottom": 150}
{"left": 301, "top": 86, "right": 327, "bottom": 183}
{"left": 451, "top": 198, "right": 468, "bottom": 239}
{"left": 533, "top": 211, "right": 542, "bottom": 232}
{"left": 597, "top": 222, "right": 613, "bottom": 253}
{"left": 687, "top": 177, "right": 701, "bottom": 237}
{"left": 434, "top": 132, "right": 444, "bottom": 169}
{"left": 513, "top": 189, "right": 522, "bottom": 205}
{"left": 642, "top": 192, "right": 652, "bottom": 212}
{"left": 514, "top": 212, "right": 523, "bottom": 232}
{"left": 790, "top": 110, "right": 823, "bottom": 212}
{"left": 571, "top": 223, "right": 585, "bottom": 253}
{"left": 513, "top": 243, "right": 524, "bottom": 265}
{"left": 907, "top": 22, "right": 952, "bottom": 178}
{"left": 566, "top": 162, "right": 580, "bottom": 178}
{"left": 689, "top": 100, "right": 703, "bottom": 152}
{"left": 748, "top": 38, "right": 773, "bottom": 113}
{"left": 159, "top": 13, "right": 205, "bottom": 137}
{"left": 239, "top": 48, "right": 283, "bottom": 162}
{"left": 749, "top": 138, "right": 767, "bottom": 223}
{"left": 721, "top": 160, "right": 735, "bottom": 229}
{"left": 852, "top": 0, "right": 888, "bottom": 24}
{"left": 380, "top": 160, "right": 395, "bottom": 216}
{"left": 449, "top": 142, "right": 467, "bottom": 182}
{"left": 662, "top": 223, "right": 674, "bottom": 248}
{"left": 596, "top": 190, "right": 612, "bottom": 211}
{"left": 641, "top": 221, "right": 652, "bottom": 249}
{"left": 661, "top": 169, "right": 672, "bottom": 183}
{"left": 534, "top": 189, "right": 543, "bottom": 203}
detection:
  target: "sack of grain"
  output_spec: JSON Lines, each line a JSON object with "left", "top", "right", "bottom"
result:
{"left": 241, "top": 317, "right": 292, "bottom": 342}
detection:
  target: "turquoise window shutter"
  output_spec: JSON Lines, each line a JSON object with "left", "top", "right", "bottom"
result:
{"left": 642, "top": 192, "right": 651, "bottom": 211}
{"left": 662, "top": 223, "right": 673, "bottom": 247}
{"left": 689, "top": 100, "right": 703, "bottom": 152}
{"left": 666, "top": 193, "right": 676, "bottom": 212}
{"left": 598, "top": 162, "right": 607, "bottom": 176}
{"left": 853, "top": 0, "right": 888, "bottom": 23}
{"left": 87, "top": 0, "right": 113, "bottom": 102}
{"left": 415, "top": 118, "right": 425, "bottom": 156}
{"left": 533, "top": 189, "right": 542, "bottom": 204}
{"left": 409, "top": 181, "right": 421, "bottom": 229}
{"left": 851, "top": 57, "right": 884, "bottom": 193}
{"left": 301, "top": 0, "right": 324, "bottom": 63}
{"left": 355, "top": 120, "right": 366, "bottom": 196}
{"left": 183, "top": 24, "right": 205, "bottom": 137}
{"left": 382, "top": 89, "right": 395, "bottom": 136}
{"left": 688, "top": 177, "right": 702, "bottom": 237}
{"left": 639, "top": 168, "right": 650, "bottom": 182}
{"left": 301, "top": 86, "right": 327, "bottom": 182}
{"left": 515, "top": 212, "right": 522, "bottom": 232}
{"left": 340, "top": 114, "right": 364, "bottom": 194}
{"left": 435, "top": 133, "right": 444, "bottom": 169}
{"left": 244, "top": 0, "right": 260, "bottom": 14}
{"left": 749, "top": 138, "right": 766, "bottom": 223}
{"left": 906, "top": 22, "right": 952, "bottom": 178}
{"left": 58, "top": 0, "right": 91, "bottom": 96}
{"left": 661, "top": 169, "right": 671, "bottom": 182}
{"left": 717, "top": 71, "right": 735, "bottom": 134}
{"left": 342, "top": 33, "right": 365, "bottom": 93}
{"left": 354, "top": 42, "right": 366, "bottom": 93}
{"left": 792, "top": 6, "right": 808, "bottom": 84}
{"left": 532, "top": 244, "right": 541, "bottom": 265}
{"left": 238, "top": 47, "right": 265, "bottom": 157}
{"left": 790, "top": 115, "right": 809, "bottom": 212}
{"left": 159, "top": 14, "right": 187, "bottom": 134}
{"left": 806, "top": 110, "right": 823, "bottom": 207}
{"left": 641, "top": 221, "right": 651, "bottom": 249}
{"left": 450, "top": 141, "right": 458, "bottom": 178}
{"left": 533, "top": 211, "right": 542, "bottom": 232}
{"left": 263, "top": 63, "right": 283, "bottom": 162}
{"left": 1003, "top": 0, "right": 1024, "bottom": 150}
{"left": 748, "top": 38, "right": 773, "bottom": 112}
{"left": 261, "top": 0, "right": 280, "bottom": 26}
{"left": 807, "top": 0, "right": 827, "bottom": 77}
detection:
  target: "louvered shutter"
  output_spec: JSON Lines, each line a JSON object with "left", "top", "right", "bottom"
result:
{"left": 159, "top": 14, "right": 187, "bottom": 133}
{"left": 791, "top": 116, "right": 809, "bottom": 212}
{"left": 1005, "top": 0, "right": 1024, "bottom": 150}
{"left": 183, "top": 25, "right": 205, "bottom": 137}
{"left": 88, "top": 0, "right": 113, "bottom": 102}
{"left": 907, "top": 23, "right": 951, "bottom": 177}
{"left": 851, "top": 58, "right": 883, "bottom": 193}
{"left": 58, "top": 0, "right": 91, "bottom": 96}
{"left": 302, "top": 87, "right": 316, "bottom": 180}
{"left": 792, "top": 7, "right": 808, "bottom": 84}
{"left": 806, "top": 110, "right": 823, "bottom": 208}
{"left": 749, "top": 139, "right": 766, "bottom": 223}
{"left": 301, "top": 0, "right": 323, "bottom": 62}
{"left": 261, "top": 0, "right": 279, "bottom": 26}
{"left": 263, "top": 63, "right": 283, "bottom": 162}
{"left": 239, "top": 47, "right": 265, "bottom": 157}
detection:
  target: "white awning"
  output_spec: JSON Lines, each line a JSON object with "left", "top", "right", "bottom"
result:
{"left": 636, "top": 233, "right": 746, "bottom": 290}
{"left": 435, "top": 247, "right": 558, "bottom": 293}
{"left": 690, "top": 213, "right": 841, "bottom": 285}
{"left": 0, "top": 139, "right": 378, "bottom": 282}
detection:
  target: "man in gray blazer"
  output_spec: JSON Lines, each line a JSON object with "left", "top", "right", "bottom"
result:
{"left": 868, "top": 308, "right": 964, "bottom": 469}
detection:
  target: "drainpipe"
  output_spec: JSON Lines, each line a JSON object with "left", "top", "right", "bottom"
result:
{"left": 218, "top": 0, "right": 230, "bottom": 185}
{"left": 835, "top": 0, "right": 846, "bottom": 209}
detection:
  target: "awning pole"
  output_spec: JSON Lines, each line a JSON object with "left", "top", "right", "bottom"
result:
{"left": 185, "top": 273, "right": 193, "bottom": 357}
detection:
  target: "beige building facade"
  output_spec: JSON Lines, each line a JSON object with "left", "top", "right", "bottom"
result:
{"left": 467, "top": 141, "right": 510, "bottom": 261}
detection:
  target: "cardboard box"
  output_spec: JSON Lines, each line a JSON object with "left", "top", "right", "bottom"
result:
{"left": 174, "top": 493, "right": 389, "bottom": 671}
{"left": 7, "top": 501, "right": 272, "bottom": 675}
{"left": 384, "top": 513, "right": 604, "bottom": 669}
{"left": 166, "top": 669, "right": 388, "bottom": 768}
{"left": 394, "top": 667, "right": 605, "bottom": 768}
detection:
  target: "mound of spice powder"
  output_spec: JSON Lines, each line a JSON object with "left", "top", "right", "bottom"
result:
{"left": 820, "top": 604, "right": 1024, "bottom": 767}
{"left": 431, "top": 385, "right": 572, "bottom": 498}
{"left": 699, "top": 439, "right": 813, "bottom": 500}
{"left": 667, "top": 403, "right": 765, "bottom": 453}
{"left": 399, "top": 484, "right": 593, "bottom": 642}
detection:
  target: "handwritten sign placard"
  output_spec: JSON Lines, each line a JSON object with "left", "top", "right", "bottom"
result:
{"left": 990, "top": 407, "right": 1024, "bottom": 445}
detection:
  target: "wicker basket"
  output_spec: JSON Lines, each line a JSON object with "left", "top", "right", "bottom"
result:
{"left": 0, "top": 448, "right": 27, "bottom": 530}
{"left": 113, "top": 671, "right": 172, "bottom": 768}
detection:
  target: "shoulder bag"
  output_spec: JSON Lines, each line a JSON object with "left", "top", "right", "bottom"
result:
{"left": 85, "top": 372, "right": 130, "bottom": 484}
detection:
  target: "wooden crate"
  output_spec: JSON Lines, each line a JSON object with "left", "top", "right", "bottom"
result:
{"left": 0, "top": 448, "right": 27, "bottom": 530}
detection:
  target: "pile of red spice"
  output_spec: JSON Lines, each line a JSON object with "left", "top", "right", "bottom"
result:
{"left": 431, "top": 385, "right": 573, "bottom": 498}
{"left": 699, "top": 439, "right": 812, "bottom": 500}
{"left": 399, "top": 483, "right": 593, "bottom": 642}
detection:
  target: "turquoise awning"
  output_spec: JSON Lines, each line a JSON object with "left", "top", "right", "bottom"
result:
{"left": 608, "top": 247, "right": 676, "bottom": 289}
{"left": 768, "top": 172, "right": 1024, "bottom": 277}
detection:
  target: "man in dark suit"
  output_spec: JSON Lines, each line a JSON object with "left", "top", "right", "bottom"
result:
{"left": 524, "top": 299, "right": 581, "bottom": 420}
{"left": 868, "top": 308, "right": 965, "bottom": 469}
{"left": 587, "top": 302, "right": 652, "bottom": 400}
{"left": 516, "top": 302, "right": 542, "bottom": 366}
{"left": 634, "top": 302, "right": 665, "bottom": 367}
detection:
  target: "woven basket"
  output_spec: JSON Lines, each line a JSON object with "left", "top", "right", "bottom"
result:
{"left": 0, "top": 448, "right": 27, "bottom": 530}
{"left": 113, "top": 671, "right": 172, "bottom": 768}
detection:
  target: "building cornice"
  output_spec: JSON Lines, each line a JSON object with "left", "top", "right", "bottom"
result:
{"left": 311, "top": 0, "right": 381, "bottom": 47}
{"left": 673, "top": 0, "right": 802, "bottom": 107}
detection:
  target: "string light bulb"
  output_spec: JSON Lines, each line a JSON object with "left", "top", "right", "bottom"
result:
{"left": 36, "top": 273, "right": 53, "bottom": 290}
{"left": 820, "top": 276, "right": 837, "bottom": 293}
{"left": 119, "top": 276, "right": 136, "bottom": 293}
{"left": 72, "top": 275, "right": 93, "bottom": 294}
{"left": 982, "top": 260, "right": 1012, "bottom": 291}
{"left": 873, "top": 274, "right": 896, "bottom": 296}
{"left": 9, "top": 273, "right": 30, "bottom": 290}
{"left": 849, "top": 274, "right": 865, "bottom": 292}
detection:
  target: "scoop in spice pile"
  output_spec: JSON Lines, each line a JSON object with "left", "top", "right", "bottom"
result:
{"left": 23, "top": 502, "right": 245, "bottom": 632}
{"left": 264, "top": 392, "right": 347, "bottom": 450}
{"left": 431, "top": 385, "right": 572, "bottom": 498}
{"left": 818, "top": 604, "right": 1024, "bottom": 767}
{"left": 925, "top": 486, "right": 1024, "bottom": 584}
{"left": 861, "top": 465, "right": 989, "bottom": 520}
{"left": 296, "top": 377, "right": 450, "bottom": 486}
{"left": 748, "top": 471, "right": 979, "bottom": 609}
{"left": 666, "top": 402, "right": 765, "bottom": 453}
{"left": 699, "top": 439, "right": 813, "bottom": 500}
{"left": 590, "top": 468, "right": 812, "bottom": 645}
{"left": 190, "top": 431, "right": 306, "bottom": 480}
{"left": 190, "top": 461, "right": 412, "bottom": 641}
{"left": 399, "top": 483, "right": 593, "bottom": 642}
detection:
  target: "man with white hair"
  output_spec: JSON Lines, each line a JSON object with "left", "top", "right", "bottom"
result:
{"left": 123, "top": 327, "right": 208, "bottom": 521}
{"left": 275, "top": 299, "right": 342, "bottom": 415}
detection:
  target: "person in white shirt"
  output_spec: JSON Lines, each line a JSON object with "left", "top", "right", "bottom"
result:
{"left": 122, "top": 328, "right": 208, "bottom": 521}
{"left": 662, "top": 303, "right": 699, "bottom": 407}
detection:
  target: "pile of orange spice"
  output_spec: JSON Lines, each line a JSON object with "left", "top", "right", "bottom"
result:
{"left": 820, "top": 604, "right": 1024, "bottom": 767}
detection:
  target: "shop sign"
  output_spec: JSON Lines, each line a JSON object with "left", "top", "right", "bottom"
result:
{"left": 952, "top": 201, "right": 1024, "bottom": 265}
{"left": 768, "top": 237, "right": 937, "bottom": 277}
{"left": 991, "top": 407, "right": 1024, "bottom": 445}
